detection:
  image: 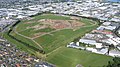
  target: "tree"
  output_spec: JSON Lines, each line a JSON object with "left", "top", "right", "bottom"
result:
{"left": 107, "top": 44, "right": 115, "bottom": 55}
{"left": 105, "top": 57, "right": 120, "bottom": 67}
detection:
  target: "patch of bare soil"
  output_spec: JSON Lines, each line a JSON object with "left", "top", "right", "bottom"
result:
{"left": 70, "top": 16, "right": 80, "bottom": 20}
{"left": 38, "top": 19, "right": 84, "bottom": 30}
{"left": 26, "top": 19, "right": 85, "bottom": 38}
{"left": 32, "top": 32, "right": 46, "bottom": 39}
{"left": 26, "top": 25, "right": 47, "bottom": 30}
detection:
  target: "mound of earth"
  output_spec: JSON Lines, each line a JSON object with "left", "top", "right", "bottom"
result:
{"left": 38, "top": 19, "right": 85, "bottom": 30}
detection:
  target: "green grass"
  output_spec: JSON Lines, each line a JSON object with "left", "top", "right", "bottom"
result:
{"left": 47, "top": 47, "right": 112, "bottom": 67}
{"left": 3, "top": 33, "right": 36, "bottom": 54}
{"left": 4, "top": 14, "right": 112, "bottom": 67}
{"left": 3, "top": 14, "right": 111, "bottom": 67}
{"left": 0, "top": 32, "right": 3, "bottom": 36}
{"left": 4, "top": 14, "right": 98, "bottom": 53}
{"left": 15, "top": 14, "right": 94, "bottom": 33}
{"left": 35, "top": 28, "right": 55, "bottom": 33}
{"left": 34, "top": 25, "right": 97, "bottom": 53}
{"left": 10, "top": 31, "right": 41, "bottom": 50}
{"left": 16, "top": 21, "right": 38, "bottom": 32}
{"left": 3, "top": 14, "right": 73, "bottom": 54}
{"left": 16, "top": 14, "right": 71, "bottom": 37}
{"left": 18, "top": 28, "right": 35, "bottom": 37}
{"left": 13, "top": 14, "right": 98, "bottom": 53}
{"left": 80, "top": 18, "right": 94, "bottom": 25}
{"left": 18, "top": 27, "right": 55, "bottom": 37}
{"left": 33, "top": 16, "right": 98, "bottom": 53}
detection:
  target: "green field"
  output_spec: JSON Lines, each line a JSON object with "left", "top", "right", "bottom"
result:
{"left": 47, "top": 47, "right": 112, "bottom": 67}
{"left": 3, "top": 14, "right": 112, "bottom": 67}
{"left": 3, "top": 33, "right": 37, "bottom": 54}
{"left": 12, "top": 14, "right": 98, "bottom": 53}
{"left": 34, "top": 26, "right": 97, "bottom": 53}
{"left": 16, "top": 14, "right": 71, "bottom": 32}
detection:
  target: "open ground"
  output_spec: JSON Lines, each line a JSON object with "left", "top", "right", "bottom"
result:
{"left": 3, "top": 14, "right": 112, "bottom": 67}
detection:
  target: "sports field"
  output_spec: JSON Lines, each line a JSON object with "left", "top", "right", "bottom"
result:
{"left": 4, "top": 14, "right": 112, "bottom": 67}
{"left": 47, "top": 47, "right": 112, "bottom": 67}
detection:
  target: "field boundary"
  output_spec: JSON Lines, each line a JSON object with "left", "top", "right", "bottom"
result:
{"left": 14, "top": 26, "right": 43, "bottom": 49}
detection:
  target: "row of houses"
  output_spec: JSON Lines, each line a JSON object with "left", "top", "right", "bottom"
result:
{"left": 0, "top": 0, "right": 120, "bottom": 21}
{"left": 42, "top": 1, "right": 120, "bottom": 22}
{"left": 0, "top": 37, "right": 55, "bottom": 67}
{"left": 0, "top": 18, "right": 16, "bottom": 32}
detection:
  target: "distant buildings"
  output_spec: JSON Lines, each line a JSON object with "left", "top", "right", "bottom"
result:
{"left": 0, "top": 0, "right": 120, "bottom": 64}
{"left": 67, "top": 21, "right": 120, "bottom": 57}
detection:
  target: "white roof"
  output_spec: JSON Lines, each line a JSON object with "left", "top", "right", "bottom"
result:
{"left": 108, "top": 39, "right": 118, "bottom": 46}
{"left": 97, "top": 25, "right": 116, "bottom": 30}
{"left": 79, "top": 39, "right": 96, "bottom": 44}
{"left": 86, "top": 47, "right": 108, "bottom": 54}
{"left": 99, "top": 6, "right": 107, "bottom": 10}
{"left": 0, "top": 39, "right": 5, "bottom": 41}
{"left": 100, "top": 48, "right": 108, "bottom": 54}
{"left": 76, "top": 42, "right": 79, "bottom": 46}
{"left": 118, "top": 30, "right": 120, "bottom": 34}
{"left": 103, "top": 22, "right": 111, "bottom": 26}
{"left": 69, "top": 42, "right": 74, "bottom": 45}
{"left": 17, "top": 15, "right": 26, "bottom": 19}
{"left": 95, "top": 43, "right": 103, "bottom": 48}
{"left": 117, "top": 46, "right": 120, "bottom": 50}
{"left": 94, "top": 48, "right": 108, "bottom": 54}
{"left": 109, "top": 50, "right": 120, "bottom": 57}
{"left": 97, "top": 26, "right": 104, "bottom": 30}
{"left": 112, "top": 38, "right": 120, "bottom": 44}
{"left": 86, "top": 47, "right": 94, "bottom": 52}
{"left": 111, "top": 18, "right": 120, "bottom": 22}
{"left": 105, "top": 26, "right": 116, "bottom": 30}
{"left": 116, "top": 37, "right": 120, "bottom": 41}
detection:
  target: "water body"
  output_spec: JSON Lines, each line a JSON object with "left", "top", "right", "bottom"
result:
{"left": 106, "top": 0, "right": 120, "bottom": 2}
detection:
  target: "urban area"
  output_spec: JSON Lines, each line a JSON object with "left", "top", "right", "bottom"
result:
{"left": 0, "top": 0, "right": 120, "bottom": 67}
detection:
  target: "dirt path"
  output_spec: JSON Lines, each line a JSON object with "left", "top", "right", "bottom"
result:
{"left": 32, "top": 28, "right": 70, "bottom": 39}
{"left": 14, "top": 26, "right": 43, "bottom": 49}
{"left": 46, "top": 47, "right": 62, "bottom": 55}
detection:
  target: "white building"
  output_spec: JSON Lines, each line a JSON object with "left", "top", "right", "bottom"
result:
{"left": 108, "top": 39, "right": 119, "bottom": 46}
{"left": 95, "top": 43, "right": 103, "bottom": 48}
{"left": 103, "top": 22, "right": 111, "bottom": 26}
{"left": 109, "top": 50, "right": 120, "bottom": 57}
{"left": 112, "top": 38, "right": 120, "bottom": 44}
{"left": 97, "top": 26, "right": 116, "bottom": 31}
{"left": 79, "top": 39, "right": 97, "bottom": 45}
{"left": 86, "top": 47, "right": 108, "bottom": 54}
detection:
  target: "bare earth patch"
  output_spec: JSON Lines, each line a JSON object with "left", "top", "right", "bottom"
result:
{"left": 70, "top": 16, "right": 80, "bottom": 20}
{"left": 32, "top": 32, "right": 47, "bottom": 39}
{"left": 26, "top": 25, "right": 47, "bottom": 30}
{"left": 24, "top": 19, "right": 85, "bottom": 38}
{"left": 38, "top": 19, "right": 84, "bottom": 29}
{"left": 25, "top": 21, "right": 36, "bottom": 24}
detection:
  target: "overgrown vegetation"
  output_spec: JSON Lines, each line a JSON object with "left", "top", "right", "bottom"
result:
{"left": 105, "top": 57, "right": 120, "bottom": 67}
